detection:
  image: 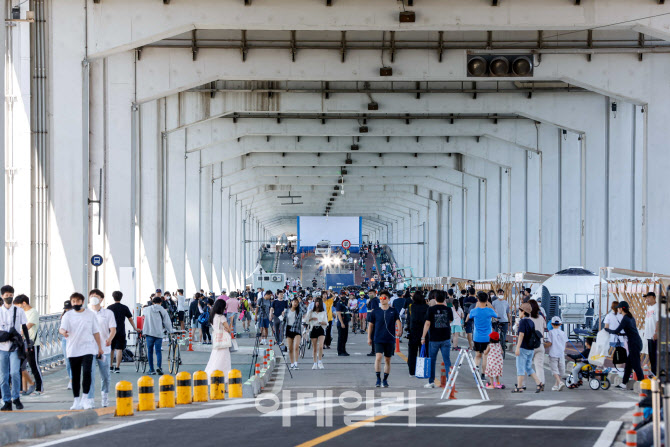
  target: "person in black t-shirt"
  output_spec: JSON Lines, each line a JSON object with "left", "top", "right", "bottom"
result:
{"left": 462, "top": 288, "right": 477, "bottom": 349}
{"left": 513, "top": 303, "right": 542, "bottom": 393}
{"left": 107, "top": 291, "right": 137, "bottom": 373}
{"left": 367, "top": 290, "right": 402, "bottom": 388}
{"left": 421, "top": 290, "right": 453, "bottom": 388}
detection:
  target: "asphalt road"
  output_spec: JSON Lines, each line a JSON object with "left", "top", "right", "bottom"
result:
{"left": 23, "top": 331, "right": 635, "bottom": 447}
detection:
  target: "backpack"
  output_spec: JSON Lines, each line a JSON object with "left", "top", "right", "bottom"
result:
{"left": 527, "top": 323, "right": 543, "bottom": 350}
{"left": 198, "top": 308, "right": 210, "bottom": 325}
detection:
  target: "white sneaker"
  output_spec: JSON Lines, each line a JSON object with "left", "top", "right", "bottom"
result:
{"left": 312, "top": 363, "right": 318, "bottom": 370}
{"left": 82, "top": 398, "right": 94, "bottom": 410}
{"left": 101, "top": 392, "right": 109, "bottom": 407}
{"left": 424, "top": 382, "right": 436, "bottom": 388}
{"left": 551, "top": 385, "right": 559, "bottom": 391}
{"left": 67, "top": 381, "right": 73, "bottom": 390}
{"left": 70, "top": 397, "right": 82, "bottom": 410}
{"left": 294, "top": 363, "right": 299, "bottom": 370}
{"left": 558, "top": 382, "right": 566, "bottom": 391}
{"left": 318, "top": 361, "right": 324, "bottom": 370}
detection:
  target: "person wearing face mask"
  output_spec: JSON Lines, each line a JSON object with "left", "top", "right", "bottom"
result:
{"left": 59, "top": 292, "right": 104, "bottom": 410}
{"left": 0, "top": 285, "right": 28, "bottom": 411}
{"left": 86, "top": 289, "right": 116, "bottom": 408}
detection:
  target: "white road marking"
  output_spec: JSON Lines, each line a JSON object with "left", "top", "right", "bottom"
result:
{"left": 203, "top": 397, "right": 256, "bottom": 406}
{"left": 517, "top": 400, "right": 566, "bottom": 407}
{"left": 29, "top": 419, "right": 154, "bottom": 446}
{"left": 174, "top": 403, "right": 259, "bottom": 419}
{"left": 597, "top": 401, "right": 637, "bottom": 409}
{"left": 437, "top": 399, "right": 485, "bottom": 406}
{"left": 592, "top": 421, "right": 623, "bottom": 447}
{"left": 437, "top": 405, "right": 504, "bottom": 418}
{"left": 348, "top": 402, "right": 422, "bottom": 418}
{"left": 367, "top": 422, "right": 603, "bottom": 431}
{"left": 526, "top": 406, "right": 584, "bottom": 421}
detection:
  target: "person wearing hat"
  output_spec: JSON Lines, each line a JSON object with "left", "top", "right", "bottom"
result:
{"left": 60, "top": 300, "right": 74, "bottom": 390}
{"left": 512, "top": 302, "right": 543, "bottom": 393}
{"left": 643, "top": 292, "right": 659, "bottom": 376}
{"left": 605, "top": 301, "right": 644, "bottom": 389}
{"left": 545, "top": 316, "right": 568, "bottom": 391}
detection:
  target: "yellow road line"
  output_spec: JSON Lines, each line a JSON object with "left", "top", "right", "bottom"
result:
{"left": 295, "top": 415, "right": 388, "bottom": 447}
{"left": 397, "top": 352, "right": 408, "bottom": 362}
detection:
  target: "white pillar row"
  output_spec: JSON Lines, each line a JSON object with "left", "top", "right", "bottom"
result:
{"left": 438, "top": 193, "right": 450, "bottom": 277}
{"left": 235, "top": 199, "right": 243, "bottom": 289}
{"left": 184, "top": 149, "right": 201, "bottom": 294}
{"left": 427, "top": 198, "right": 439, "bottom": 277}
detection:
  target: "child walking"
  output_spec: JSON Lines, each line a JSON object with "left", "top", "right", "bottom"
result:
{"left": 545, "top": 316, "right": 569, "bottom": 391}
{"left": 484, "top": 331, "right": 505, "bottom": 389}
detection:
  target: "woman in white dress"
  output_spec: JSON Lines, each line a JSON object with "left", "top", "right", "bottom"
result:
{"left": 205, "top": 299, "right": 232, "bottom": 384}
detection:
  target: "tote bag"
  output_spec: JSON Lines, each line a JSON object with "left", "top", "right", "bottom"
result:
{"left": 213, "top": 329, "right": 232, "bottom": 350}
{"left": 415, "top": 345, "right": 431, "bottom": 379}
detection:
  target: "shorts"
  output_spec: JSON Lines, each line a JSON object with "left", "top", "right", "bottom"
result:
{"left": 609, "top": 340, "right": 623, "bottom": 348}
{"left": 374, "top": 342, "right": 395, "bottom": 358}
{"left": 286, "top": 329, "right": 301, "bottom": 339}
{"left": 359, "top": 312, "right": 367, "bottom": 320}
{"left": 310, "top": 326, "right": 325, "bottom": 339}
{"left": 192, "top": 319, "right": 201, "bottom": 329}
{"left": 451, "top": 325, "right": 463, "bottom": 334}
{"left": 259, "top": 318, "right": 270, "bottom": 329}
{"left": 516, "top": 348, "right": 535, "bottom": 376}
{"left": 111, "top": 335, "right": 127, "bottom": 351}
{"left": 473, "top": 341, "right": 489, "bottom": 353}
{"left": 243, "top": 311, "right": 252, "bottom": 321}
{"left": 464, "top": 320, "right": 474, "bottom": 334}
{"left": 549, "top": 356, "right": 565, "bottom": 376}
{"left": 177, "top": 311, "right": 185, "bottom": 322}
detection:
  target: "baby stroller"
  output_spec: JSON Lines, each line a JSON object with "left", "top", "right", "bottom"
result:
{"left": 565, "top": 334, "right": 612, "bottom": 391}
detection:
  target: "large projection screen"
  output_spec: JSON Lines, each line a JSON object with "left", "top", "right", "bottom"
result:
{"left": 297, "top": 216, "right": 361, "bottom": 253}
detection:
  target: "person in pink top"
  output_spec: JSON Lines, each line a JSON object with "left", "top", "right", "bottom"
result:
{"left": 226, "top": 292, "right": 240, "bottom": 335}
{"left": 217, "top": 290, "right": 228, "bottom": 301}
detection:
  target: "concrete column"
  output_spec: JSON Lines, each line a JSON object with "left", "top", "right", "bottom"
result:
{"left": 200, "top": 164, "right": 212, "bottom": 292}
{"left": 438, "top": 194, "right": 449, "bottom": 276}
{"left": 138, "top": 99, "right": 162, "bottom": 298}
{"left": 164, "top": 97, "right": 186, "bottom": 292}
{"left": 221, "top": 186, "right": 231, "bottom": 291}
{"left": 99, "top": 52, "right": 135, "bottom": 293}
{"left": 236, "top": 199, "right": 243, "bottom": 288}
{"left": 184, "top": 151, "right": 201, "bottom": 294}
{"left": 49, "top": 0, "right": 87, "bottom": 306}
{"left": 211, "top": 167, "right": 223, "bottom": 292}
{"left": 427, "top": 199, "right": 438, "bottom": 277}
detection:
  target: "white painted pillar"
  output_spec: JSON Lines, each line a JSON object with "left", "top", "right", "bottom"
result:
{"left": 200, "top": 164, "right": 212, "bottom": 292}
{"left": 164, "top": 97, "right": 186, "bottom": 293}
{"left": 438, "top": 193, "right": 449, "bottom": 276}
{"left": 211, "top": 167, "right": 223, "bottom": 292}
{"left": 184, "top": 150, "right": 201, "bottom": 293}
{"left": 49, "top": 0, "right": 87, "bottom": 307}
{"left": 221, "top": 186, "right": 232, "bottom": 291}
{"left": 427, "top": 199, "right": 438, "bottom": 277}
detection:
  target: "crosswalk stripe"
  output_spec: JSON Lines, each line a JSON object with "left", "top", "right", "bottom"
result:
{"left": 437, "top": 405, "right": 504, "bottom": 418}
{"left": 437, "top": 399, "right": 485, "bottom": 406}
{"left": 347, "top": 402, "right": 422, "bottom": 418}
{"left": 517, "top": 400, "right": 566, "bottom": 407}
{"left": 597, "top": 401, "right": 637, "bottom": 409}
{"left": 203, "top": 398, "right": 256, "bottom": 406}
{"left": 174, "top": 403, "right": 259, "bottom": 419}
{"left": 526, "top": 406, "right": 583, "bottom": 421}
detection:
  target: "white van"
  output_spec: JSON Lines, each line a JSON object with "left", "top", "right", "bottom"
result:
{"left": 314, "top": 240, "right": 332, "bottom": 257}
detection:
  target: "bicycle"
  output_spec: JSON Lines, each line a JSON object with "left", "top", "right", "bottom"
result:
{"left": 299, "top": 325, "right": 311, "bottom": 359}
{"left": 167, "top": 331, "right": 186, "bottom": 374}
{"left": 129, "top": 331, "right": 148, "bottom": 373}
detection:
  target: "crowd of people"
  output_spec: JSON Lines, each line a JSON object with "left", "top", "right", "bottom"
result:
{"left": 0, "top": 272, "right": 658, "bottom": 412}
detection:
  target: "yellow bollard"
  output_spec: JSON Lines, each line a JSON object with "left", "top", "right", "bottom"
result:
{"left": 115, "top": 381, "right": 134, "bottom": 417}
{"left": 210, "top": 370, "right": 225, "bottom": 401}
{"left": 176, "top": 371, "right": 192, "bottom": 405}
{"left": 137, "top": 376, "right": 156, "bottom": 411}
{"left": 228, "top": 369, "right": 243, "bottom": 398}
{"left": 159, "top": 374, "right": 175, "bottom": 408}
{"left": 193, "top": 370, "right": 208, "bottom": 403}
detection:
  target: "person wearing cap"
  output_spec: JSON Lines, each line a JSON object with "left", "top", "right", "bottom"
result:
{"left": 545, "top": 316, "right": 568, "bottom": 391}
{"left": 643, "top": 292, "right": 659, "bottom": 376}
{"left": 605, "top": 301, "right": 644, "bottom": 389}
{"left": 60, "top": 300, "right": 74, "bottom": 389}
{"left": 512, "top": 302, "right": 543, "bottom": 393}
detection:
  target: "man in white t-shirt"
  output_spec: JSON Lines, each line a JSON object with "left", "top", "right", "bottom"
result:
{"left": 14, "top": 295, "right": 44, "bottom": 395}
{"left": 176, "top": 289, "right": 187, "bottom": 331}
{"left": 643, "top": 292, "right": 659, "bottom": 376}
{"left": 0, "top": 285, "right": 27, "bottom": 411}
{"left": 87, "top": 289, "right": 116, "bottom": 408}
{"left": 603, "top": 301, "right": 624, "bottom": 352}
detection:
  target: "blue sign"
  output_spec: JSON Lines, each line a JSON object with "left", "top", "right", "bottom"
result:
{"left": 91, "top": 255, "right": 103, "bottom": 267}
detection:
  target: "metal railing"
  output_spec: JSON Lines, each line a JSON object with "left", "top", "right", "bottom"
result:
{"left": 36, "top": 313, "right": 65, "bottom": 370}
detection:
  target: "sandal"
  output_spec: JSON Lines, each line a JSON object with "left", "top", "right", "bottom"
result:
{"left": 535, "top": 383, "right": 544, "bottom": 393}
{"left": 511, "top": 385, "right": 524, "bottom": 393}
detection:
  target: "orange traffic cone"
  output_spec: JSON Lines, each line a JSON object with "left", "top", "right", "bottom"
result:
{"left": 395, "top": 328, "right": 401, "bottom": 353}
{"left": 188, "top": 328, "right": 194, "bottom": 351}
{"left": 440, "top": 362, "right": 447, "bottom": 388}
